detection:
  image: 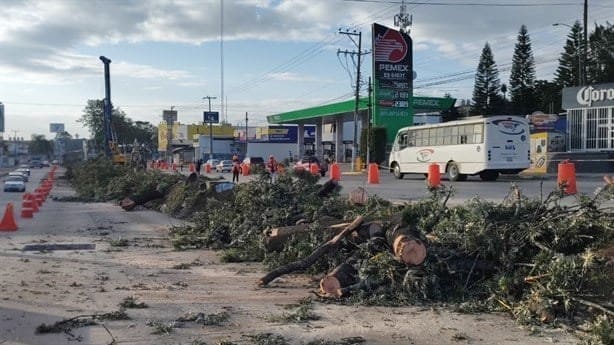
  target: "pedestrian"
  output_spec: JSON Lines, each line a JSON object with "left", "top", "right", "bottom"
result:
{"left": 196, "top": 158, "right": 202, "bottom": 175}
{"left": 267, "top": 155, "right": 278, "bottom": 183}
{"left": 232, "top": 156, "right": 241, "bottom": 183}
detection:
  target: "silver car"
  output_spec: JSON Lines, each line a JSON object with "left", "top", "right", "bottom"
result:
{"left": 216, "top": 160, "right": 233, "bottom": 173}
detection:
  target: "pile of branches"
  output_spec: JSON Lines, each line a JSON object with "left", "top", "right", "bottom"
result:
{"left": 65, "top": 160, "right": 613, "bottom": 342}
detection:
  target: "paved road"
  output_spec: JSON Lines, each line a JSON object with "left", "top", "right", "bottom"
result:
{"left": 204, "top": 168, "right": 608, "bottom": 205}
{"left": 0, "top": 167, "right": 51, "bottom": 210}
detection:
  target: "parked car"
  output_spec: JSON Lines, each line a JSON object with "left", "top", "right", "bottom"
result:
{"left": 4, "top": 179, "right": 26, "bottom": 192}
{"left": 29, "top": 160, "right": 43, "bottom": 168}
{"left": 42, "top": 160, "right": 51, "bottom": 167}
{"left": 293, "top": 156, "right": 328, "bottom": 177}
{"left": 216, "top": 160, "right": 234, "bottom": 173}
{"left": 8, "top": 171, "right": 28, "bottom": 182}
{"left": 17, "top": 165, "right": 31, "bottom": 176}
{"left": 242, "top": 156, "right": 264, "bottom": 168}
{"left": 205, "top": 159, "right": 220, "bottom": 167}
{"left": 52, "top": 159, "right": 60, "bottom": 165}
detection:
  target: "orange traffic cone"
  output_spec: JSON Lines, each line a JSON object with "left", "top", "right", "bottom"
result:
{"left": 557, "top": 159, "right": 577, "bottom": 195}
{"left": 330, "top": 163, "right": 341, "bottom": 181}
{"left": 427, "top": 163, "right": 441, "bottom": 189}
{"left": 0, "top": 203, "right": 18, "bottom": 231}
{"left": 368, "top": 163, "right": 380, "bottom": 184}
{"left": 21, "top": 208, "right": 34, "bottom": 218}
{"left": 23, "top": 198, "right": 38, "bottom": 213}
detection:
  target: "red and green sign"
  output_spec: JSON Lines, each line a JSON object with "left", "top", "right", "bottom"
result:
{"left": 372, "top": 23, "right": 413, "bottom": 143}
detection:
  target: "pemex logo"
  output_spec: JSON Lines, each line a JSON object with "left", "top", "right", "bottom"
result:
{"left": 374, "top": 29, "right": 408, "bottom": 63}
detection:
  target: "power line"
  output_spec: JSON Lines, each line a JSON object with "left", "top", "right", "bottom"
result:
{"left": 345, "top": 0, "right": 584, "bottom": 7}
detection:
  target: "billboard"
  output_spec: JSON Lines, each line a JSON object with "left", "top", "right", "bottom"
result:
{"left": 203, "top": 111, "right": 219, "bottom": 123}
{"left": 372, "top": 23, "right": 413, "bottom": 143}
{"left": 253, "top": 125, "right": 315, "bottom": 143}
{"left": 162, "top": 110, "right": 177, "bottom": 123}
{"left": 49, "top": 123, "right": 65, "bottom": 133}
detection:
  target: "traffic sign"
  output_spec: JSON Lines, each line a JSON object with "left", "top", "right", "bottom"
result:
{"left": 203, "top": 111, "right": 219, "bottom": 123}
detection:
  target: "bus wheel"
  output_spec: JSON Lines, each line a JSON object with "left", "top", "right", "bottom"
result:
{"left": 447, "top": 162, "right": 461, "bottom": 181}
{"left": 393, "top": 164, "right": 404, "bottom": 179}
{"left": 479, "top": 171, "right": 499, "bottom": 181}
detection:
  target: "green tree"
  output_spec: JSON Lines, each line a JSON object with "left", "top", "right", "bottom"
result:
{"left": 533, "top": 80, "right": 562, "bottom": 114}
{"left": 29, "top": 134, "right": 53, "bottom": 158}
{"left": 586, "top": 22, "right": 614, "bottom": 84}
{"left": 554, "top": 21, "right": 583, "bottom": 87}
{"left": 509, "top": 25, "right": 536, "bottom": 114}
{"left": 78, "top": 99, "right": 157, "bottom": 152}
{"left": 472, "top": 43, "right": 504, "bottom": 115}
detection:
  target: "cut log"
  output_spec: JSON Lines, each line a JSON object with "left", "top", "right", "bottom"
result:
{"left": 319, "top": 263, "right": 358, "bottom": 297}
{"left": 119, "top": 190, "right": 165, "bottom": 211}
{"left": 263, "top": 219, "right": 348, "bottom": 252}
{"left": 353, "top": 221, "right": 385, "bottom": 241}
{"left": 259, "top": 216, "right": 364, "bottom": 286}
{"left": 387, "top": 224, "right": 427, "bottom": 266}
{"left": 392, "top": 234, "right": 427, "bottom": 266}
{"left": 317, "top": 179, "right": 339, "bottom": 197}
{"left": 349, "top": 187, "right": 368, "bottom": 205}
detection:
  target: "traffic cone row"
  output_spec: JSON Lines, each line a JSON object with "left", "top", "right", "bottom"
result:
{"left": 0, "top": 169, "right": 58, "bottom": 231}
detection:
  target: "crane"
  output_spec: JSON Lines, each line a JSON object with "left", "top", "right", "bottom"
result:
{"left": 99, "top": 56, "right": 126, "bottom": 164}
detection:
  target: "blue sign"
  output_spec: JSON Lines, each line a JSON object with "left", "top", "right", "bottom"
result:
{"left": 203, "top": 111, "right": 219, "bottom": 123}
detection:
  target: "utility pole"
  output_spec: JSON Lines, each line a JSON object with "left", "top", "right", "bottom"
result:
{"left": 167, "top": 106, "right": 175, "bottom": 163}
{"left": 583, "top": 0, "right": 588, "bottom": 86}
{"left": 203, "top": 96, "right": 217, "bottom": 161}
{"left": 366, "top": 77, "right": 372, "bottom": 165}
{"left": 245, "top": 112, "right": 248, "bottom": 157}
{"left": 338, "top": 29, "right": 368, "bottom": 171}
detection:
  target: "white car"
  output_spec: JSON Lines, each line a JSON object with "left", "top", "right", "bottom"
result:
{"left": 8, "top": 171, "right": 28, "bottom": 182}
{"left": 16, "top": 168, "right": 31, "bottom": 177}
{"left": 4, "top": 179, "right": 26, "bottom": 192}
{"left": 205, "top": 159, "right": 220, "bottom": 167}
{"left": 216, "top": 160, "right": 234, "bottom": 173}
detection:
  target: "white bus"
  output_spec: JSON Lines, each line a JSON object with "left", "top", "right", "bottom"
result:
{"left": 388, "top": 115, "right": 530, "bottom": 181}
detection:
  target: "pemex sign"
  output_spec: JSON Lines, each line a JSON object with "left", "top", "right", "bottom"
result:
{"left": 372, "top": 23, "right": 413, "bottom": 143}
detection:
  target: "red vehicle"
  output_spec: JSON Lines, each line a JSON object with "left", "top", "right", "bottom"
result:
{"left": 293, "top": 156, "right": 328, "bottom": 177}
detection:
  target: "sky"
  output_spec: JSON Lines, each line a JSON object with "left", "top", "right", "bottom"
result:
{"left": 0, "top": 0, "right": 613, "bottom": 140}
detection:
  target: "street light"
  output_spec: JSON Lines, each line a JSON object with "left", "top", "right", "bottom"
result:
{"left": 553, "top": 23, "right": 582, "bottom": 86}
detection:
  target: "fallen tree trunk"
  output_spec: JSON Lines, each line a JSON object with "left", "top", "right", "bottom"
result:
{"left": 263, "top": 220, "right": 348, "bottom": 252}
{"left": 119, "top": 190, "right": 165, "bottom": 211}
{"left": 317, "top": 179, "right": 339, "bottom": 197}
{"left": 259, "top": 216, "right": 364, "bottom": 286}
{"left": 319, "top": 263, "right": 358, "bottom": 297}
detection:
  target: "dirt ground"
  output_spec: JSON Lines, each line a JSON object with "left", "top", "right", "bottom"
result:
{"left": 0, "top": 178, "right": 579, "bottom": 345}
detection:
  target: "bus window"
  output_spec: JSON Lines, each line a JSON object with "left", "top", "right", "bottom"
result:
{"left": 416, "top": 129, "right": 425, "bottom": 146}
{"left": 428, "top": 128, "right": 437, "bottom": 146}
{"left": 460, "top": 135, "right": 468, "bottom": 144}
{"left": 408, "top": 131, "right": 416, "bottom": 147}
{"left": 398, "top": 131, "right": 408, "bottom": 149}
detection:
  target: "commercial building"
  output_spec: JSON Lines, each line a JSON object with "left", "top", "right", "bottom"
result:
{"left": 557, "top": 82, "right": 614, "bottom": 172}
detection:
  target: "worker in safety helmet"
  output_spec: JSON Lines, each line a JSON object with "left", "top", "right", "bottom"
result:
{"left": 267, "top": 155, "right": 278, "bottom": 183}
